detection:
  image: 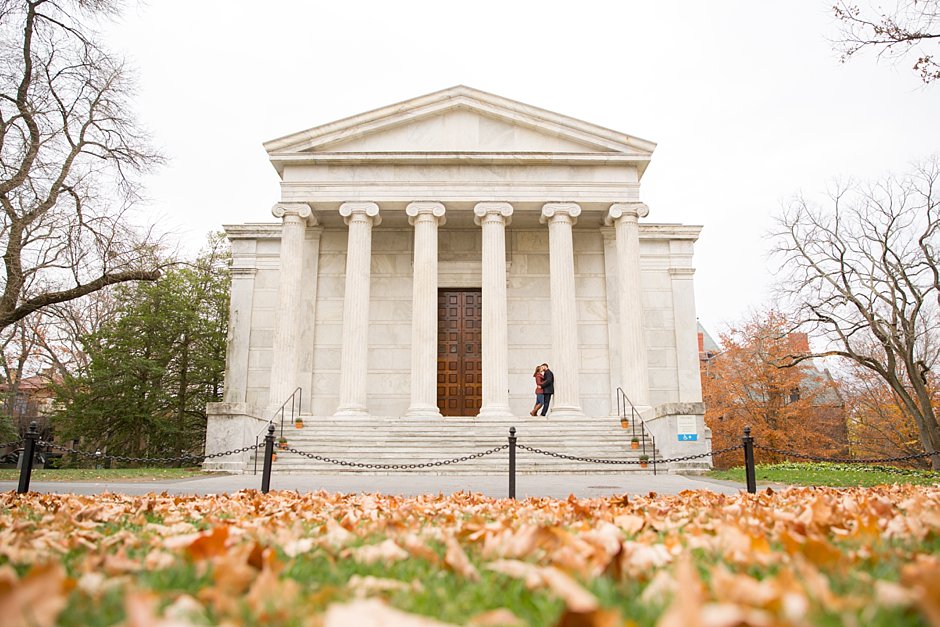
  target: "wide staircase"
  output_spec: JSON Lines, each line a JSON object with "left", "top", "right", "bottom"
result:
{"left": 252, "top": 414, "right": 660, "bottom": 475}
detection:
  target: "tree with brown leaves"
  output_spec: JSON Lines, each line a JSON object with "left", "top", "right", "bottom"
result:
{"left": 0, "top": 0, "right": 163, "bottom": 332}
{"left": 703, "top": 311, "right": 846, "bottom": 468}
{"left": 841, "top": 363, "right": 939, "bottom": 466}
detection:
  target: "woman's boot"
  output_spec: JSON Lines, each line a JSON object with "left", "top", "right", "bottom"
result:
{"left": 530, "top": 404, "right": 542, "bottom": 416}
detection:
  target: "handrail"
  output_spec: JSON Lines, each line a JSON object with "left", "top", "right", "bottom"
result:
{"left": 273, "top": 386, "right": 303, "bottom": 439}
{"left": 615, "top": 387, "right": 656, "bottom": 468}
{"left": 253, "top": 387, "right": 304, "bottom": 474}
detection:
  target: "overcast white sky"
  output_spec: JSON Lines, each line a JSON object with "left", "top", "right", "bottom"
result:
{"left": 102, "top": 1, "right": 940, "bottom": 335}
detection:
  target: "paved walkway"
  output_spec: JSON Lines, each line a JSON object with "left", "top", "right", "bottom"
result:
{"left": 2, "top": 472, "right": 745, "bottom": 499}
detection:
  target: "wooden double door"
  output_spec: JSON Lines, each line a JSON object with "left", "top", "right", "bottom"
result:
{"left": 437, "top": 289, "right": 482, "bottom": 416}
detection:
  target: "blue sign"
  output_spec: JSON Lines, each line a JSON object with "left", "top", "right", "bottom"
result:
{"left": 677, "top": 433, "right": 698, "bottom": 442}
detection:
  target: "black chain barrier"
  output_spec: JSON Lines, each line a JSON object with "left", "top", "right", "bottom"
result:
{"left": 1, "top": 439, "right": 24, "bottom": 450}
{"left": 11, "top": 418, "right": 272, "bottom": 496}
{"left": 39, "top": 440, "right": 263, "bottom": 464}
{"left": 515, "top": 442, "right": 743, "bottom": 466}
{"left": 24, "top": 422, "right": 936, "bottom": 501}
{"left": 287, "top": 444, "right": 509, "bottom": 470}
{"left": 752, "top": 443, "right": 940, "bottom": 465}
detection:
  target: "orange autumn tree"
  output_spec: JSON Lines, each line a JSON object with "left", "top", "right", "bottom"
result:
{"left": 703, "top": 311, "right": 845, "bottom": 468}
{"left": 841, "top": 364, "right": 940, "bottom": 467}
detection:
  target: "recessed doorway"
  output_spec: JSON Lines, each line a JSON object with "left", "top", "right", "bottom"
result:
{"left": 437, "top": 289, "right": 482, "bottom": 416}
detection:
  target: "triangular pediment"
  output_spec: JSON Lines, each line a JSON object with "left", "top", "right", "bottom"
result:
{"left": 264, "top": 86, "right": 656, "bottom": 158}
{"left": 314, "top": 108, "right": 603, "bottom": 153}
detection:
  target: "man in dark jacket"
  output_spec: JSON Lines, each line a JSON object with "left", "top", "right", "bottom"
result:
{"left": 539, "top": 364, "right": 554, "bottom": 416}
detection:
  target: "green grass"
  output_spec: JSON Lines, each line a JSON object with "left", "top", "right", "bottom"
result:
{"left": 284, "top": 544, "right": 563, "bottom": 625}
{"left": 0, "top": 466, "right": 209, "bottom": 482}
{"left": 708, "top": 461, "right": 940, "bottom": 487}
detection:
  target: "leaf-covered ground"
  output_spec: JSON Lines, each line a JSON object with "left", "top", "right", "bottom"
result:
{"left": 1, "top": 486, "right": 938, "bottom": 626}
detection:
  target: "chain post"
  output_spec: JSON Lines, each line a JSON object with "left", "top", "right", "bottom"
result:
{"left": 508, "top": 427, "right": 516, "bottom": 500}
{"left": 743, "top": 426, "right": 757, "bottom": 494}
{"left": 16, "top": 421, "right": 39, "bottom": 494}
{"left": 261, "top": 423, "right": 275, "bottom": 494}
{"left": 652, "top": 435, "right": 657, "bottom": 476}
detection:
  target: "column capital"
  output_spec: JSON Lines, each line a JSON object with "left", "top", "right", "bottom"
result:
{"left": 272, "top": 203, "right": 317, "bottom": 225}
{"left": 340, "top": 201, "right": 381, "bottom": 226}
{"left": 540, "top": 202, "right": 581, "bottom": 225}
{"left": 605, "top": 202, "right": 649, "bottom": 225}
{"left": 473, "top": 202, "right": 513, "bottom": 226}
{"left": 406, "top": 201, "right": 446, "bottom": 226}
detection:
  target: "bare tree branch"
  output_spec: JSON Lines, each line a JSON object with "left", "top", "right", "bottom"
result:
{"left": 833, "top": 0, "right": 940, "bottom": 83}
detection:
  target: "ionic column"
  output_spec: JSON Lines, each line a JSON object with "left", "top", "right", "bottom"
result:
{"left": 269, "top": 203, "right": 315, "bottom": 412}
{"left": 605, "top": 203, "right": 650, "bottom": 408}
{"left": 600, "top": 227, "right": 622, "bottom": 415}
{"left": 670, "top": 267, "right": 702, "bottom": 402}
{"left": 541, "top": 203, "right": 584, "bottom": 416}
{"left": 405, "top": 202, "right": 446, "bottom": 418}
{"left": 474, "top": 202, "right": 513, "bottom": 418}
{"left": 334, "top": 202, "right": 380, "bottom": 417}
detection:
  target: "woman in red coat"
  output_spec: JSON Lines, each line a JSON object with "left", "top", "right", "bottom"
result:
{"left": 530, "top": 364, "right": 546, "bottom": 416}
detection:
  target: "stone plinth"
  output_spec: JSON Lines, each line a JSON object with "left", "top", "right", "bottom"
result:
{"left": 643, "top": 402, "right": 711, "bottom": 473}
{"left": 203, "top": 402, "right": 268, "bottom": 473}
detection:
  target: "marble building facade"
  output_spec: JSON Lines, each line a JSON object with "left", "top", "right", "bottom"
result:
{"left": 204, "top": 86, "right": 707, "bottom": 470}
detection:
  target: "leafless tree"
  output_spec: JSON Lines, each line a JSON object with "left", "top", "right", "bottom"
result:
{"left": 772, "top": 157, "right": 940, "bottom": 468}
{"left": 833, "top": 0, "right": 940, "bottom": 83}
{"left": 0, "top": 0, "right": 163, "bottom": 332}
{"left": 26, "top": 288, "right": 118, "bottom": 376}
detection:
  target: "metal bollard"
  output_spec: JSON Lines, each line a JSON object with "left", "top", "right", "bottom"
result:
{"left": 16, "top": 421, "right": 39, "bottom": 494}
{"left": 508, "top": 426, "right": 516, "bottom": 500}
{"left": 742, "top": 426, "right": 757, "bottom": 494}
{"left": 652, "top": 435, "right": 658, "bottom": 476}
{"left": 261, "top": 423, "right": 275, "bottom": 494}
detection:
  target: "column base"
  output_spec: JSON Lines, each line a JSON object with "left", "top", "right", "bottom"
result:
{"left": 333, "top": 405, "right": 370, "bottom": 418}
{"left": 477, "top": 404, "right": 513, "bottom": 419}
{"left": 404, "top": 405, "right": 443, "bottom": 419}
{"left": 543, "top": 405, "right": 584, "bottom": 418}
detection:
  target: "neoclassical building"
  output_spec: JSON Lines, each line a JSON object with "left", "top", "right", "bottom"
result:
{"left": 205, "top": 86, "right": 707, "bottom": 471}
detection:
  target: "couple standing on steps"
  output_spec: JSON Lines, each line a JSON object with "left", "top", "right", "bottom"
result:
{"left": 530, "top": 363, "right": 554, "bottom": 416}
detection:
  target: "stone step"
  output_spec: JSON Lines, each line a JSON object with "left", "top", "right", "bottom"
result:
{"left": 270, "top": 433, "right": 652, "bottom": 441}
{"left": 237, "top": 414, "right": 662, "bottom": 475}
